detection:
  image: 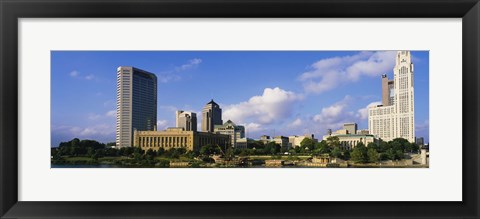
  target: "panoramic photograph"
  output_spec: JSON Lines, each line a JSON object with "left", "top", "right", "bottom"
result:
{"left": 51, "top": 50, "right": 429, "bottom": 168}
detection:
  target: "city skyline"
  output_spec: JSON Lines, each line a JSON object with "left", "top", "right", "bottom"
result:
{"left": 51, "top": 51, "right": 429, "bottom": 147}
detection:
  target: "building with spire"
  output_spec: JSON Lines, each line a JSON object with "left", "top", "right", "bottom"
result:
{"left": 368, "top": 51, "right": 415, "bottom": 142}
{"left": 202, "top": 99, "right": 222, "bottom": 133}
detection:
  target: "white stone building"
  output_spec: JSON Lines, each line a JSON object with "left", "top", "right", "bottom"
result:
{"left": 368, "top": 51, "right": 415, "bottom": 142}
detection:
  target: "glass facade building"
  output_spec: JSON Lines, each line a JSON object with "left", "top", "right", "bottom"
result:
{"left": 116, "top": 66, "right": 157, "bottom": 148}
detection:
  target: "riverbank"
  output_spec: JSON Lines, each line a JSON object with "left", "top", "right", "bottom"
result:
{"left": 51, "top": 155, "right": 428, "bottom": 168}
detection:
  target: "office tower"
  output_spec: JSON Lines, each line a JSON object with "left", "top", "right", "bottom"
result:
{"left": 176, "top": 110, "right": 197, "bottom": 131}
{"left": 116, "top": 66, "right": 157, "bottom": 148}
{"left": 368, "top": 51, "right": 415, "bottom": 142}
{"left": 202, "top": 99, "right": 222, "bottom": 133}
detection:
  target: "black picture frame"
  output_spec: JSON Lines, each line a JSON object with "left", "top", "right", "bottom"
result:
{"left": 1, "top": 0, "right": 479, "bottom": 218}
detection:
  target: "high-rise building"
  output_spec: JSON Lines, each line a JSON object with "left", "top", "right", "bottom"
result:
{"left": 214, "top": 120, "right": 245, "bottom": 148}
{"left": 116, "top": 66, "right": 157, "bottom": 148}
{"left": 368, "top": 51, "right": 415, "bottom": 142}
{"left": 176, "top": 110, "right": 197, "bottom": 131}
{"left": 201, "top": 99, "right": 222, "bottom": 132}
{"left": 382, "top": 74, "right": 395, "bottom": 106}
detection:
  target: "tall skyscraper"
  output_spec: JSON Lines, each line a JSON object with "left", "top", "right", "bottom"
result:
{"left": 116, "top": 66, "right": 157, "bottom": 148}
{"left": 176, "top": 110, "right": 197, "bottom": 131}
{"left": 368, "top": 51, "right": 415, "bottom": 143}
{"left": 201, "top": 99, "right": 222, "bottom": 133}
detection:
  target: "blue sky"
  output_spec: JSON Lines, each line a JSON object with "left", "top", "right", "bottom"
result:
{"left": 51, "top": 51, "right": 429, "bottom": 147}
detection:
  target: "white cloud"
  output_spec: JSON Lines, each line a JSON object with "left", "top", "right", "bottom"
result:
{"left": 87, "top": 113, "right": 102, "bottom": 120}
{"left": 69, "top": 70, "right": 79, "bottom": 77}
{"left": 103, "top": 99, "right": 115, "bottom": 107}
{"left": 68, "top": 70, "right": 97, "bottom": 81}
{"left": 312, "top": 96, "right": 356, "bottom": 130}
{"left": 88, "top": 110, "right": 117, "bottom": 120}
{"left": 299, "top": 51, "right": 397, "bottom": 94}
{"left": 416, "top": 120, "right": 429, "bottom": 131}
{"left": 53, "top": 124, "right": 115, "bottom": 137}
{"left": 288, "top": 118, "right": 303, "bottom": 128}
{"left": 158, "top": 58, "right": 202, "bottom": 83}
{"left": 175, "top": 58, "right": 202, "bottom": 72}
{"left": 157, "top": 120, "right": 169, "bottom": 130}
{"left": 158, "top": 74, "right": 181, "bottom": 83}
{"left": 159, "top": 105, "right": 178, "bottom": 112}
{"left": 356, "top": 101, "right": 382, "bottom": 120}
{"left": 223, "top": 87, "right": 304, "bottom": 125}
{"left": 244, "top": 123, "right": 265, "bottom": 135}
{"left": 106, "top": 110, "right": 116, "bottom": 117}
{"left": 85, "top": 74, "right": 95, "bottom": 80}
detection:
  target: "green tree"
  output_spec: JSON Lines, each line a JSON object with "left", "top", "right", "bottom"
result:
{"left": 395, "top": 150, "right": 405, "bottom": 160}
{"left": 326, "top": 136, "right": 340, "bottom": 148}
{"left": 367, "top": 142, "right": 380, "bottom": 152}
{"left": 156, "top": 148, "right": 165, "bottom": 156}
{"left": 199, "top": 144, "right": 221, "bottom": 156}
{"left": 71, "top": 138, "right": 80, "bottom": 148}
{"left": 406, "top": 143, "right": 420, "bottom": 153}
{"left": 391, "top": 141, "right": 403, "bottom": 152}
{"left": 367, "top": 148, "right": 379, "bottom": 163}
{"left": 146, "top": 149, "right": 156, "bottom": 157}
{"left": 300, "top": 138, "right": 316, "bottom": 151}
{"left": 87, "top": 147, "right": 94, "bottom": 157}
{"left": 385, "top": 148, "right": 396, "bottom": 160}
{"left": 351, "top": 142, "right": 368, "bottom": 163}
{"left": 314, "top": 140, "right": 331, "bottom": 155}
{"left": 342, "top": 150, "right": 351, "bottom": 160}
{"left": 379, "top": 140, "right": 390, "bottom": 153}
{"left": 331, "top": 147, "right": 342, "bottom": 158}
{"left": 133, "top": 147, "right": 144, "bottom": 161}
{"left": 225, "top": 147, "right": 234, "bottom": 160}
{"left": 264, "top": 142, "right": 280, "bottom": 155}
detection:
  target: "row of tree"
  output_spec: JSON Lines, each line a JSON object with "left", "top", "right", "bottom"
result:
{"left": 296, "top": 136, "right": 420, "bottom": 163}
{"left": 53, "top": 136, "right": 419, "bottom": 164}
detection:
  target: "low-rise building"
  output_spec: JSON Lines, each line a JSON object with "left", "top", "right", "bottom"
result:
{"left": 344, "top": 123, "right": 357, "bottom": 135}
{"left": 324, "top": 123, "right": 378, "bottom": 150}
{"left": 235, "top": 138, "right": 254, "bottom": 149}
{"left": 334, "top": 129, "right": 348, "bottom": 135}
{"left": 214, "top": 120, "right": 245, "bottom": 149}
{"left": 133, "top": 127, "right": 230, "bottom": 152}
{"left": 323, "top": 134, "right": 377, "bottom": 150}
{"left": 288, "top": 134, "right": 317, "bottom": 148}
{"left": 259, "top": 135, "right": 271, "bottom": 145}
{"left": 356, "top": 129, "right": 370, "bottom": 135}
{"left": 273, "top": 136, "right": 289, "bottom": 150}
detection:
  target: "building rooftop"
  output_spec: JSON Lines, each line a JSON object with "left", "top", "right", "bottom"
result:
{"left": 207, "top": 99, "right": 219, "bottom": 106}
{"left": 334, "top": 134, "right": 375, "bottom": 137}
